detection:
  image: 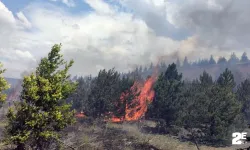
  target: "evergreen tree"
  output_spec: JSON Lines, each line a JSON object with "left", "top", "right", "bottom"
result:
{"left": 240, "top": 52, "right": 249, "bottom": 63}
{"left": 0, "top": 63, "right": 10, "bottom": 108}
{"left": 217, "top": 68, "right": 235, "bottom": 88}
{"left": 207, "top": 68, "right": 242, "bottom": 144}
{"left": 180, "top": 70, "right": 243, "bottom": 145}
{"left": 113, "top": 76, "right": 139, "bottom": 120}
{"left": 233, "top": 70, "right": 244, "bottom": 86}
{"left": 209, "top": 55, "right": 216, "bottom": 65}
{"left": 68, "top": 77, "right": 85, "bottom": 111}
{"left": 178, "top": 78, "right": 211, "bottom": 145}
{"left": 147, "top": 63, "right": 183, "bottom": 126}
{"left": 87, "top": 68, "right": 121, "bottom": 118}
{"left": 198, "top": 59, "right": 209, "bottom": 67}
{"left": 183, "top": 56, "right": 189, "bottom": 67}
{"left": 237, "top": 79, "right": 250, "bottom": 122}
{"left": 4, "top": 44, "right": 77, "bottom": 149}
{"left": 228, "top": 52, "right": 240, "bottom": 65}
{"left": 217, "top": 57, "right": 227, "bottom": 65}
{"left": 81, "top": 75, "right": 93, "bottom": 113}
{"left": 200, "top": 71, "right": 213, "bottom": 86}
{"left": 83, "top": 68, "right": 139, "bottom": 120}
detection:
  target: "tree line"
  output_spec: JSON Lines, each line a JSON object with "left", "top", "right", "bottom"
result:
{"left": 182, "top": 52, "right": 249, "bottom": 67}
{"left": 128, "top": 52, "right": 249, "bottom": 75}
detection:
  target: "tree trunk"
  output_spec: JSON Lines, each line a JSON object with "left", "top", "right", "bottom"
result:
{"left": 15, "top": 143, "right": 25, "bottom": 150}
{"left": 191, "top": 131, "right": 200, "bottom": 150}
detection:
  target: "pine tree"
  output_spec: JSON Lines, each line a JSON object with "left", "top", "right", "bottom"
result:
{"left": 178, "top": 77, "right": 211, "bottom": 145}
{"left": 0, "top": 63, "right": 10, "bottom": 107}
{"left": 180, "top": 70, "right": 243, "bottom": 145}
{"left": 237, "top": 79, "right": 250, "bottom": 122}
{"left": 87, "top": 68, "right": 121, "bottom": 118}
{"left": 217, "top": 68, "right": 235, "bottom": 88}
{"left": 200, "top": 71, "right": 213, "bottom": 86}
{"left": 228, "top": 52, "right": 240, "bottom": 65}
{"left": 85, "top": 69, "right": 138, "bottom": 120}
{"left": 199, "top": 59, "right": 209, "bottom": 66}
{"left": 209, "top": 55, "right": 216, "bottom": 65}
{"left": 4, "top": 44, "right": 77, "bottom": 149}
{"left": 240, "top": 52, "right": 249, "bottom": 63}
{"left": 113, "top": 76, "right": 138, "bottom": 120}
{"left": 217, "top": 57, "right": 227, "bottom": 65}
{"left": 183, "top": 56, "right": 189, "bottom": 67}
{"left": 68, "top": 77, "right": 85, "bottom": 111}
{"left": 147, "top": 63, "right": 183, "bottom": 126}
{"left": 207, "top": 68, "right": 242, "bottom": 144}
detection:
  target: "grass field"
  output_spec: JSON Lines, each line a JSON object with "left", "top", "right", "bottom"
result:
{"left": 0, "top": 118, "right": 248, "bottom": 150}
{"left": 56, "top": 120, "right": 242, "bottom": 150}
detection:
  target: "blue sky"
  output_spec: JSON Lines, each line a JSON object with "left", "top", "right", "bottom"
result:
{"left": 1, "top": 0, "right": 93, "bottom": 14}
{"left": 0, "top": 0, "right": 249, "bottom": 78}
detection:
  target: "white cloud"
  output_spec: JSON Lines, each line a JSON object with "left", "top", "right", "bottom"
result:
{"left": 49, "top": 0, "right": 75, "bottom": 7}
{"left": 16, "top": 12, "right": 32, "bottom": 29}
{"left": 0, "top": 2, "right": 15, "bottom": 24}
{"left": 0, "top": 0, "right": 246, "bottom": 78}
{"left": 85, "top": 0, "right": 114, "bottom": 15}
{"left": 15, "top": 50, "right": 35, "bottom": 61}
{"left": 0, "top": 2, "right": 36, "bottom": 78}
{"left": 0, "top": 48, "right": 36, "bottom": 78}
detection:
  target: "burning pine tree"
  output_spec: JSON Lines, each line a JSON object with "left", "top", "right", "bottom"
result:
{"left": 111, "top": 70, "right": 158, "bottom": 122}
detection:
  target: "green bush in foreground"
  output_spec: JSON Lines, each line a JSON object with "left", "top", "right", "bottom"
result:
{"left": 3, "top": 44, "right": 77, "bottom": 150}
{"left": 0, "top": 63, "right": 10, "bottom": 108}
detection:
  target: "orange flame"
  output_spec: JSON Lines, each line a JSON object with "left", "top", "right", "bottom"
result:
{"left": 75, "top": 111, "right": 86, "bottom": 118}
{"left": 111, "top": 66, "right": 158, "bottom": 122}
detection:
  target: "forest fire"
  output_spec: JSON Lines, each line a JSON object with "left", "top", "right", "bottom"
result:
{"left": 75, "top": 111, "right": 86, "bottom": 118}
{"left": 111, "top": 69, "right": 158, "bottom": 122}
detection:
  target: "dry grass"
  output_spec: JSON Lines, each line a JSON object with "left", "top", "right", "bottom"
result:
{"left": 0, "top": 119, "right": 244, "bottom": 150}
{"left": 106, "top": 122, "right": 234, "bottom": 150}
{"left": 61, "top": 120, "right": 237, "bottom": 150}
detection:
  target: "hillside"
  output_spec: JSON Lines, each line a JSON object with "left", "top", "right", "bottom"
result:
{"left": 5, "top": 78, "right": 21, "bottom": 88}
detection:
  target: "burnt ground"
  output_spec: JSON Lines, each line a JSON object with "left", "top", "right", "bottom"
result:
{"left": 0, "top": 118, "right": 247, "bottom": 150}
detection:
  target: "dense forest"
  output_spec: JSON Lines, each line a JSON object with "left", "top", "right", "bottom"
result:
{"left": 67, "top": 51, "right": 250, "bottom": 146}
{"left": 1, "top": 45, "right": 250, "bottom": 149}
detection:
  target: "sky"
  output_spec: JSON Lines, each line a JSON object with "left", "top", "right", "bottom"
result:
{"left": 0, "top": 0, "right": 250, "bottom": 78}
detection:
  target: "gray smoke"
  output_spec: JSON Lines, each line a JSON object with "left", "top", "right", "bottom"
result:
{"left": 174, "top": 0, "right": 250, "bottom": 50}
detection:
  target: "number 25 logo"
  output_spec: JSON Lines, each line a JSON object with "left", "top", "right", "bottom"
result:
{"left": 232, "top": 132, "right": 247, "bottom": 145}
